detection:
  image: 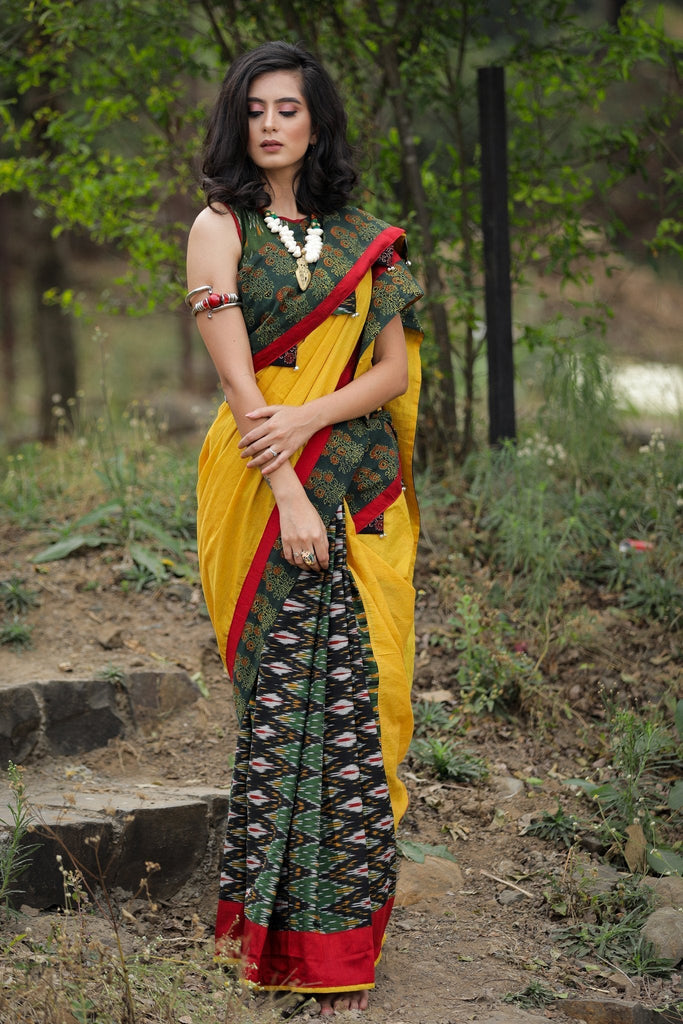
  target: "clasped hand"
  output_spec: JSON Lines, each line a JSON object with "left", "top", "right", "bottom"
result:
{"left": 239, "top": 403, "right": 329, "bottom": 572}
{"left": 238, "top": 403, "right": 315, "bottom": 474}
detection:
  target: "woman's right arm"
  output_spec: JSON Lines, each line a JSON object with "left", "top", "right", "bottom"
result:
{"left": 186, "top": 207, "right": 329, "bottom": 570}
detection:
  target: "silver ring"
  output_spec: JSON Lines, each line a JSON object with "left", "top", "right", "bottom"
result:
{"left": 268, "top": 446, "right": 279, "bottom": 458}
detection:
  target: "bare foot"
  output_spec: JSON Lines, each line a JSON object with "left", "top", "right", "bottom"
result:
{"left": 317, "top": 990, "right": 370, "bottom": 1015}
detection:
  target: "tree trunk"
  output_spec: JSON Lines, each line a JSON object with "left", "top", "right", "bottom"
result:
{"left": 368, "top": 2, "right": 459, "bottom": 457}
{"left": 29, "top": 222, "right": 78, "bottom": 441}
{"left": 606, "top": 0, "right": 627, "bottom": 28}
{"left": 0, "top": 196, "right": 17, "bottom": 437}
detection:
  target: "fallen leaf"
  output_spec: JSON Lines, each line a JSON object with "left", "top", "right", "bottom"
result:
{"left": 624, "top": 822, "right": 646, "bottom": 872}
{"left": 419, "top": 688, "right": 455, "bottom": 703}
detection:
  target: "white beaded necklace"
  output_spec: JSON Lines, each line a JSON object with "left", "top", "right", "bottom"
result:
{"left": 263, "top": 210, "right": 323, "bottom": 291}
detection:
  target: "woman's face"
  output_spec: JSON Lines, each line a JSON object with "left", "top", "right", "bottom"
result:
{"left": 246, "top": 70, "right": 316, "bottom": 181}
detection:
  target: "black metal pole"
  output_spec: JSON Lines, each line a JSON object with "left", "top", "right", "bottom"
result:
{"left": 478, "top": 65, "right": 516, "bottom": 446}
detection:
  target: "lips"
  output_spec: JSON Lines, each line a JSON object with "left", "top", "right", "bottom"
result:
{"left": 261, "top": 140, "right": 282, "bottom": 151}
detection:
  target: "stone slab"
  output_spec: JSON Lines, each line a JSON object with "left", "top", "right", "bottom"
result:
{"left": 123, "top": 670, "right": 201, "bottom": 730}
{"left": 0, "top": 780, "right": 230, "bottom": 909}
{"left": 558, "top": 997, "right": 683, "bottom": 1024}
{"left": 0, "top": 686, "right": 42, "bottom": 764}
{"left": 42, "top": 678, "right": 129, "bottom": 755}
{"left": 0, "top": 670, "right": 200, "bottom": 767}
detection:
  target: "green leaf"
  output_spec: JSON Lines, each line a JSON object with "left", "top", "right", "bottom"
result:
{"left": 563, "top": 778, "right": 600, "bottom": 796}
{"left": 396, "top": 839, "right": 457, "bottom": 864}
{"left": 668, "top": 779, "right": 683, "bottom": 813}
{"left": 31, "top": 534, "right": 111, "bottom": 563}
{"left": 128, "top": 542, "right": 166, "bottom": 578}
{"left": 646, "top": 847, "right": 683, "bottom": 877}
{"left": 74, "top": 501, "right": 123, "bottom": 528}
{"left": 131, "top": 514, "right": 188, "bottom": 558}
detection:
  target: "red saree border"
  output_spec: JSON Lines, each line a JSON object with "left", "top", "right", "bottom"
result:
{"left": 225, "top": 346, "right": 358, "bottom": 677}
{"left": 351, "top": 472, "right": 403, "bottom": 534}
{"left": 252, "top": 225, "right": 404, "bottom": 371}
{"left": 215, "top": 897, "right": 393, "bottom": 992}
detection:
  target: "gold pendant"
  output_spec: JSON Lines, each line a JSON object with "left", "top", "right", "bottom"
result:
{"left": 295, "top": 256, "right": 311, "bottom": 291}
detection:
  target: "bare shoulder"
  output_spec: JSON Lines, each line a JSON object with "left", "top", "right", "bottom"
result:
{"left": 188, "top": 204, "right": 241, "bottom": 251}
{"left": 187, "top": 204, "right": 242, "bottom": 287}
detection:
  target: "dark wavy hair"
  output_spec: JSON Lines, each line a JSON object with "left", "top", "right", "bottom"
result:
{"left": 201, "top": 41, "right": 357, "bottom": 215}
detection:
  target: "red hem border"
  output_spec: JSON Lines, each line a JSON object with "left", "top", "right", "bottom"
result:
{"left": 215, "top": 898, "right": 394, "bottom": 991}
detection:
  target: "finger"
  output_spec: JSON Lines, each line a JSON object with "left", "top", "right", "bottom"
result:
{"left": 298, "top": 547, "right": 325, "bottom": 573}
{"left": 291, "top": 548, "right": 305, "bottom": 568}
{"left": 244, "top": 406, "right": 275, "bottom": 420}
{"left": 259, "top": 450, "right": 286, "bottom": 474}
{"left": 238, "top": 426, "right": 268, "bottom": 450}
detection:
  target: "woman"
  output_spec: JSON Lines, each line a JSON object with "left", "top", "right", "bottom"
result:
{"left": 186, "top": 41, "right": 422, "bottom": 1016}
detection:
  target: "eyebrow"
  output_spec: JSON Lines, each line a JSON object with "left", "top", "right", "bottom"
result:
{"left": 247, "top": 96, "right": 303, "bottom": 104}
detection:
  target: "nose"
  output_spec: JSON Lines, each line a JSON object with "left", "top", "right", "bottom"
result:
{"left": 263, "top": 108, "right": 276, "bottom": 132}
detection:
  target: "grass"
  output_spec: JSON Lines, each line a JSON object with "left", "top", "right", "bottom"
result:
{"left": 552, "top": 873, "right": 676, "bottom": 978}
{"left": 1, "top": 323, "right": 681, "bottom": 1014}
{"left": 2, "top": 403, "right": 201, "bottom": 594}
{"left": 0, "top": 619, "right": 33, "bottom": 650}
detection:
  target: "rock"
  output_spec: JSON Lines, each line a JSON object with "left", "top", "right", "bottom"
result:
{"left": 641, "top": 874, "right": 683, "bottom": 909}
{"left": 497, "top": 888, "right": 525, "bottom": 906}
{"left": 641, "top": 906, "right": 683, "bottom": 964}
{"left": 42, "top": 678, "right": 128, "bottom": 755}
{"left": 124, "top": 670, "right": 200, "bottom": 729}
{"left": 496, "top": 857, "right": 522, "bottom": 877}
{"left": 493, "top": 775, "right": 524, "bottom": 799}
{"left": 19, "top": 818, "right": 117, "bottom": 909}
{"left": 559, "top": 996, "right": 680, "bottom": 1023}
{"left": 580, "top": 832, "right": 608, "bottom": 855}
{"left": 574, "top": 860, "right": 623, "bottom": 896}
{"left": 0, "top": 686, "right": 41, "bottom": 764}
{"left": 8, "top": 783, "right": 230, "bottom": 909}
{"left": 419, "top": 688, "right": 454, "bottom": 703}
{"left": 97, "top": 623, "right": 124, "bottom": 649}
{"left": 113, "top": 799, "right": 209, "bottom": 897}
{"left": 395, "top": 855, "right": 463, "bottom": 907}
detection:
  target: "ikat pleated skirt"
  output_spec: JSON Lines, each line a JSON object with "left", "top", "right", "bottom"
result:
{"left": 215, "top": 507, "right": 396, "bottom": 993}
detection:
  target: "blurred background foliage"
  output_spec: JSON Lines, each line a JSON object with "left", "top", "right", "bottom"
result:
{"left": 0, "top": 0, "right": 681, "bottom": 460}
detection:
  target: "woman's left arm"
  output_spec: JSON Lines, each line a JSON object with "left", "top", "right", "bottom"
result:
{"left": 239, "top": 314, "right": 408, "bottom": 473}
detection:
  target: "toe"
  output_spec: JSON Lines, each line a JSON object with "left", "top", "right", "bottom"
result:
{"left": 318, "top": 996, "right": 335, "bottom": 1017}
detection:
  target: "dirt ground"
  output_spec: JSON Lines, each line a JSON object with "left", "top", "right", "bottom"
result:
{"left": 1, "top": 255, "right": 682, "bottom": 1021}
{"left": 1, "top": 519, "right": 681, "bottom": 1023}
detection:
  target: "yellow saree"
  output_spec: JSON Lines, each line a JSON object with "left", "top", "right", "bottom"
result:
{"left": 196, "top": 205, "right": 422, "bottom": 992}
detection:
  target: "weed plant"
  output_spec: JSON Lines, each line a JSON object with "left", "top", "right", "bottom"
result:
{"left": 412, "top": 700, "right": 455, "bottom": 737}
{"left": 503, "top": 979, "right": 559, "bottom": 1008}
{"left": 565, "top": 699, "right": 683, "bottom": 875}
{"left": 0, "top": 814, "right": 273, "bottom": 1024}
{"left": 411, "top": 736, "right": 489, "bottom": 782}
{"left": 465, "top": 335, "right": 683, "bottom": 624}
{"left": 2, "top": 396, "right": 200, "bottom": 590}
{"left": 0, "top": 619, "right": 33, "bottom": 650}
{"left": 522, "top": 805, "right": 580, "bottom": 849}
{"left": 0, "top": 764, "right": 39, "bottom": 915}
{"left": 427, "top": 587, "right": 542, "bottom": 715}
{"left": 553, "top": 873, "right": 674, "bottom": 977}
{"left": 0, "top": 577, "right": 39, "bottom": 615}
{"left": 410, "top": 695, "right": 488, "bottom": 782}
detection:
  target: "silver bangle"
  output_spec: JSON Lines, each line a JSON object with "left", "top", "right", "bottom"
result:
{"left": 186, "top": 286, "right": 241, "bottom": 318}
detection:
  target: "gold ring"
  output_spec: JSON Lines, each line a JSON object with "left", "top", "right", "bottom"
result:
{"left": 300, "top": 550, "right": 316, "bottom": 566}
